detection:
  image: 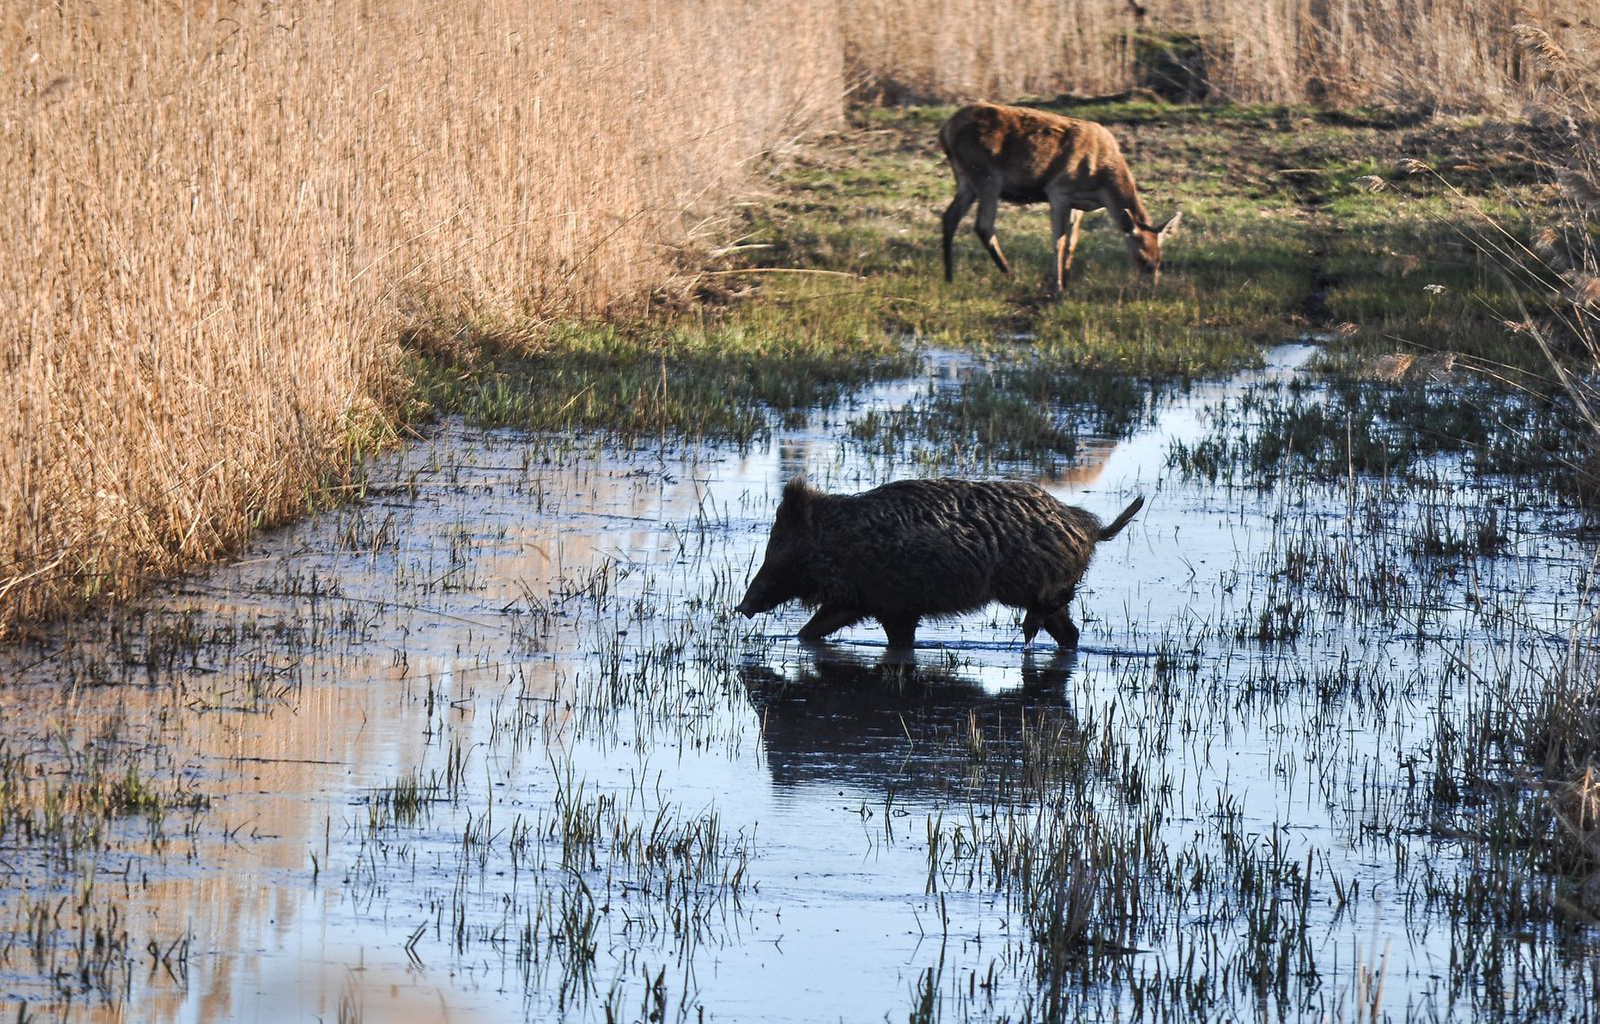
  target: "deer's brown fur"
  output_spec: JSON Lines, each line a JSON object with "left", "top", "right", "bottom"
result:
{"left": 938, "top": 102, "right": 1181, "bottom": 288}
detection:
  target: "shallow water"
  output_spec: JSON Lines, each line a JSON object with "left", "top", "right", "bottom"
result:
{"left": 3, "top": 345, "right": 1594, "bottom": 1022}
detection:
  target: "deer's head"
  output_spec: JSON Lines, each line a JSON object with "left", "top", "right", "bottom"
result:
{"left": 1124, "top": 210, "right": 1183, "bottom": 284}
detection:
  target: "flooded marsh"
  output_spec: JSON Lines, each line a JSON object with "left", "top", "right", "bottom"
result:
{"left": 3, "top": 340, "right": 1596, "bottom": 1022}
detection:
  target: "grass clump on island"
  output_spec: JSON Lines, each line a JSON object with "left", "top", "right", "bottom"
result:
{"left": 406, "top": 300, "right": 919, "bottom": 444}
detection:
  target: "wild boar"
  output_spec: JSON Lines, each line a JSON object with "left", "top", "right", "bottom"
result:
{"left": 734, "top": 478, "right": 1144, "bottom": 649}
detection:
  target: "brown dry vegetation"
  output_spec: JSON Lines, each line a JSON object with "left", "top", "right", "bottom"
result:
{"left": 1, "top": 1, "right": 839, "bottom": 635}
{"left": 1499, "top": 14, "right": 1600, "bottom": 879}
{"left": 842, "top": 0, "right": 1592, "bottom": 108}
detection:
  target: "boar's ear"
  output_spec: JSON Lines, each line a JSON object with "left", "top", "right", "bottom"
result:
{"left": 777, "top": 477, "right": 815, "bottom": 528}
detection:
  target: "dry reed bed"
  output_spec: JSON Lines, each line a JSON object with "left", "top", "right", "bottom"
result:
{"left": 840, "top": 0, "right": 1589, "bottom": 107}
{"left": 0, "top": 1, "right": 839, "bottom": 634}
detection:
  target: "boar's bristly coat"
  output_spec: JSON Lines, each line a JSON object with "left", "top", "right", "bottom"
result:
{"left": 735, "top": 478, "right": 1143, "bottom": 649}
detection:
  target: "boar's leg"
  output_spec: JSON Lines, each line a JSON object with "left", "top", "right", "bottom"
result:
{"left": 878, "top": 614, "right": 920, "bottom": 649}
{"left": 798, "top": 605, "right": 864, "bottom": 642}
{"left": 1023, "top": 587, "right": 1077, "bottom": 646}
{"left": 1040, "top": 609, "right": 1081, "bottom": 650}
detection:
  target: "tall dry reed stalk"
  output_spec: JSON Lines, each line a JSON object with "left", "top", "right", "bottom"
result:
{"left": 838, "top": 0, "right": 1590, "bottom": 108}
{"left": 1470, "top": 11, "right": 1600, "bottom": 881}
{"left": 1, "top": 1, "right": 840, "bottom": 635}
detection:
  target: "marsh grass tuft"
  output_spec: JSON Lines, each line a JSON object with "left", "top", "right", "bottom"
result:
{"left": 1170, "top": 377, "right": 1582, "bottom": 492}
{"left": 410, "top": 314, "right": 917, "bottom": 443}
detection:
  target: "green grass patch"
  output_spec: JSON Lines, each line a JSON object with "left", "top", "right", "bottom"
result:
{"left": 1169, "top": 377, "right": 1581, "bottom": 491}
{"left": 408, "top": 304, "right": 918, "bottom": 443}
{"left": 410, "top": 100, "right": 1582, "bottom": 455}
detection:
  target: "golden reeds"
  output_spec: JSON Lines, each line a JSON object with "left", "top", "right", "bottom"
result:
{"left": 837, "top": 0, "right": 1590, "bottom": 108}
{"left": 0, "top": 1, "right": 840, "bottom": 634}
{"left": 841, "top": 0, "right": 1137, "bottom": 103}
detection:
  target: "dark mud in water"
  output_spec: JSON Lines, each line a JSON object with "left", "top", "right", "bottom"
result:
{"left": 3, "top": 346, "right": 1594, "bottom": 1022}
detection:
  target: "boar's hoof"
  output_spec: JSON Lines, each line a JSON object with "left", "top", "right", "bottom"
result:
{"left": 1038, "top": 609, "right": 1080, "bottom": 649}
{"left": 880, "top": 615, "right": 919, "bottom": 649}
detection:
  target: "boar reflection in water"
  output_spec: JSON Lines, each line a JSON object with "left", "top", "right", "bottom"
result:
{"left": 735, "top": 478, "right": 1144, "bottom": 648}
{"left": 739, "top": 650, "right": 1079, "bottom": 790}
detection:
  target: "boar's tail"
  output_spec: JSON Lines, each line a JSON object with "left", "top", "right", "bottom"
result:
{"left": 1097, "top": 496, "right": 1145, "bottom": 541}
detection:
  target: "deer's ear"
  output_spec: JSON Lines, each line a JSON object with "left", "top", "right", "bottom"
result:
{"left": 1157, "top": 211, "right": 1183, "bottom": 240}
{"left": 1123, "top": 208, "right": 1151, "bottom": 233}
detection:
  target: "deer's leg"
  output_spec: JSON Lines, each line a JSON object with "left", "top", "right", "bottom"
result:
{"left": 1049, "top": 201, "right": 1074, "bottom": 291}
{"left": 798, "top": 605, "right": 864, "bottom": 642}
{"left": 942, "top": 185, "right": 976, "bottom": 283}
{"left": 1064, "top": 208, "right": 1084, "bottom": 281}
{"left": 973, "top": 192, "right": 1010, "bottom": 276}
{"left": 1050, "top": 202, "right": 1085, "bottom": 290}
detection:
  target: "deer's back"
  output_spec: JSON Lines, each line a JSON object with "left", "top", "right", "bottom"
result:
{"left": 940, "top": 102, "right": 1125, "bottom": 199}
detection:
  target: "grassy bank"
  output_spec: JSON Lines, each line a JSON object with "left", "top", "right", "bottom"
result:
{"left": 433, "top": 99, "right": 1583, "bottom": 486}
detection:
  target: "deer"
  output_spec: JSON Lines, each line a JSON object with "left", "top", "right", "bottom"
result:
{"left": 938, "top": 102, "right": 1181, "bottom": 289}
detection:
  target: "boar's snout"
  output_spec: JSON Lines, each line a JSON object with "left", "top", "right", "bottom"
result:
{"left": 735, "top": 574, "right": 783, "bottom": 618}
{"left": 738, "top": 477, "right": 817, "bottom": 620}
